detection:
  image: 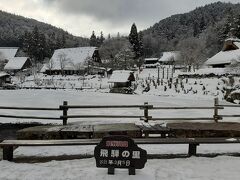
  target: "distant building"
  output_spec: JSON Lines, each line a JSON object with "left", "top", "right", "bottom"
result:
{"left": 143, "top": 58, "right": 159, "bottom": 68}
{"left": 0, "top": 47, "right": 19, "bottom": 70}
{"left": 42, "top": 47, "right": 102, "bottom": 75}
{"left": 0, "top": 47, "right": 31, "bottom": 74}
{"left": 4, "top": 57, "right": 32, "bottom": 74}
{"left": 205, "top": 38, "right": 240, "bottom": 68}
{"left": 0, "top": 72, "right": 11, "bottom": 86}
{"left": 108, "top": 70, "right": 135, "bottom": 94}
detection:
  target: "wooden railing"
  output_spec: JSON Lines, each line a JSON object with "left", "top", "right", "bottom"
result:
{"left": 0, "top": 98, "right": 239, "bottom": 125}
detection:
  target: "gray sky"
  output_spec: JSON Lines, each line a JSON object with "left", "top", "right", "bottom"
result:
{"left": 0, "top": 0, "right": 240, "bottom": 37}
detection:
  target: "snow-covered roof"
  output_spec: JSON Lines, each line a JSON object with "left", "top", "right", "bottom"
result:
{"left": 0, "top": 47, "right": 18, "bottom": 60}
{"left": 108, "top": 70, "right": 134, "bottom": 83}
{"left": 4, "top": 57, "right": 30, "bottom": 70}
{"left": 0, "top": 71, "right": 9, "bottom": 78}
{"left": 50, "top": 47, "right": 97, "bottom": 70}
{"left": 234, "top": 42, "right": 240, "bottom": 49}
{"left": 205, "top": 49, "right": 240, "bottom": 66}
{"left": 225, "top": 37, "right": 240, "bottom": 42}
{"left": 179, "top": 68, "right": 226, "bottom": 76}
{"left": 159, "top": 51, "right": 180, "bottom": 62}
{"left": 144, "top": 58, "right": 159, "bottom": 61}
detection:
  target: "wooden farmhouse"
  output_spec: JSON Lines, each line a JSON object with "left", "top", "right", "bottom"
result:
{"left": 4, "top": 57, "right": 32, "bottom": 74}
{"left": 143, "top": 58, "right": 159, "bottom": 68}
{"left": 0, "top": 47, "right": 31, "bottom": 74}
{"left": 205, "top": 38, "right": 240, "bottom": 68}
{"left": 42, "top": 47, "right": 102, "bottom": 75}
{"left": 108, "top": 70, "right": 135, "bottom": 94}
{"left": 0, "top": 72, "right": 11, "bottom": 86}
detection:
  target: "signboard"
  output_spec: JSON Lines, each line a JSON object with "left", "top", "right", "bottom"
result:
{"left": 94, "top": 135, "right": 147, "bottom": 175}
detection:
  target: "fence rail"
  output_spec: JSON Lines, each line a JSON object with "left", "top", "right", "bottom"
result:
{"left": 0, "top": 98, "right": 239, "bottom": 125}
{"left": 0, "top": 106, "right": 60, "bottom": 111}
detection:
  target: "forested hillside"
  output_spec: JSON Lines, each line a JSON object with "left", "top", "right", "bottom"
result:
{"left": 0, "top": 10, "right": 89, "bottom": 51}
{"left": 142, "top": 2, "right": 240, "bottom": 59}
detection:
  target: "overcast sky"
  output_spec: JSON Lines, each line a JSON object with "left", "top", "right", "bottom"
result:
{"left": 0, "top": 0, "right": 240, "bottom": 37}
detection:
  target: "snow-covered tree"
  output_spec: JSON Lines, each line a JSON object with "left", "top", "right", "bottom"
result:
{"left": 129, "top": 23, "right": 141, "bottom": 59}
{"left": 114, "top": 42, "right": 135, "bottom": 70}
{"left": 226, "top": 57, "right": 240, "bottom": 74}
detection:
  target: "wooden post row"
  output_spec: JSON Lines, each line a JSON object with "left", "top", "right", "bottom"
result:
{"left": 63, "top": 101, "right": 68, "bottom": 125}
{"left": 144, "top": 102, "right": 149, "bottom": 122}
{"left": 214, "top": 98, "right": 219, "bottom": 123}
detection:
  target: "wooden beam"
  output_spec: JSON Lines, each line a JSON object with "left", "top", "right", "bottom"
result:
{"left": 0, "top": 106, "right": 60, "bottom": 111}
{"left": 0, "top": 115, "right": 60, "bottom": 120}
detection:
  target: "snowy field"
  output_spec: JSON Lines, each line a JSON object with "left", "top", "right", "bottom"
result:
{"left": 0, "top": 89, "right": 239, "bottom": 124}
{"left": 0, "top": 89, "right": 240, "bottom": 179}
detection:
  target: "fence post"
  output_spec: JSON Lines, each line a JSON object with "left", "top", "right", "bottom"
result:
{"left": 62, "top": 101, "right": 68, "bottom": 125}
{"left": 144, "top": 102, "right": 149, "bottom": 122}
{"left": 214, "top": 98, "right": 219, "bottom": 123}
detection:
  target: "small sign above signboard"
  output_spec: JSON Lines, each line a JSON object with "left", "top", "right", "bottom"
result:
{"left": 94, "top": 135, "right": 147, "bottom": 175}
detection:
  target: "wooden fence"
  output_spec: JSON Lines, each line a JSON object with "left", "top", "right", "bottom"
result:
{"left": 0, "top": 98, "right": 240, "bottom": 125}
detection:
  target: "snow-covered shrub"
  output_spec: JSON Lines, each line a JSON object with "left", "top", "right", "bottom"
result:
{"left": 228, "top": 90, "right": 240, "bottom": 104}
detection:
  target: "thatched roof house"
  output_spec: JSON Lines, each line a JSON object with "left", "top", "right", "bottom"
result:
{"left": 205, "top": 38, "right": 240, "bottom": 68}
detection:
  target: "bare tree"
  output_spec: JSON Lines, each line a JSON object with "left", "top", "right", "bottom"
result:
{"left": 46, "top": 59, "right": 55, "bottom": 75}
{"left": 58, "top": 53, "right": 69, "bottom": 76}
{"left": 177, "top": 37, "right": 206, "bottom": 72}
{"left": 83, "top": 56, "right": 94, "bottom": 75}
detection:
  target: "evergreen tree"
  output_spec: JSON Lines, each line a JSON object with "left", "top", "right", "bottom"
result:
{"left": 55, "top": 33, "right": 66, "bottom": 49}
{"left": 232, "top": 14, "right": 240, "bottom": 38}
{"left": 129, "top": 23, "right": 141, "bottom": 59}
{"left": 22, "top": 30, "right": 31, "bottom": 55}
{"left": 61, "top": 34, "right": 66, "bottom": 48}
{"left": 117, "top": 32, "right": 120, "bottom": 39}
{"left": 22, "top": 26, "right": 48, "bottom": 63}
{"left": 138, "top": 31, "right": 144, "bottom": 57}
{"left": 29, "top": 26, "right": 40, "bottom": 63}
{"left": 99, "top": 31, "right": 105, "bottom": 45}
{"left": 38, "top": 33, "right": 47, "bottom": 62}
{"left": 137, "top": 31, "right": 144, "bottom": 68}
{"left": 90, "top": 31, "right": 97, "bottom": 46}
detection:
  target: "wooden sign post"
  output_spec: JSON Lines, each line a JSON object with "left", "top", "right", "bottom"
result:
{"left": 94, "top": 135, "right": 147, "bottom": 175}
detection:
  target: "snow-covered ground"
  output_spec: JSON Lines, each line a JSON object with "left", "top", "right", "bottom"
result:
{"left": 1, "top": 156, "right": 240, "bottom": 180}
{"left": 1, "top": 67, "right": 240, "bottom": 180}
